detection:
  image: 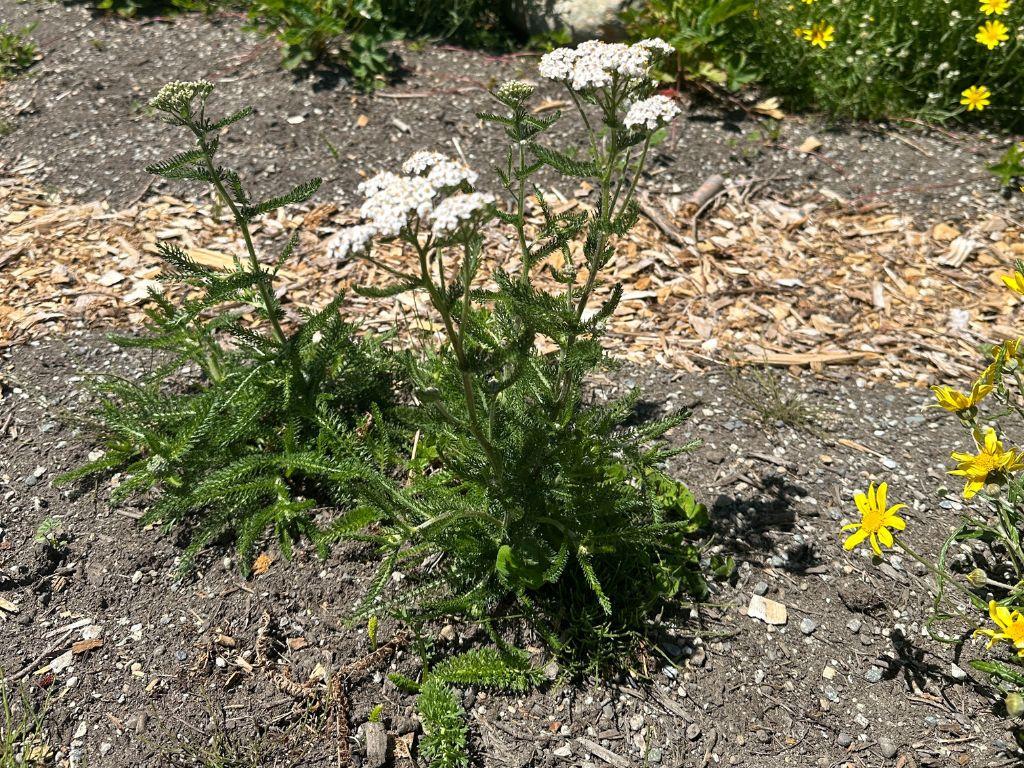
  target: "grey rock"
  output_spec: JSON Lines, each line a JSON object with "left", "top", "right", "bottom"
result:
{"left": 502, "top": 0, "right": 628, "bottom": 40}
{"left": 865, "top": 666, "right": 884, "bottom": 683}
{"left": 878, "top": 736, "right": 898, "bottom": 759}
{"left": 799, "top": 617, "right": 818, "bottom": 635}
{"left": 752, "top": 581, "right": 769, "bottom": 596}
{"left": 685, "top": 723, "right": 701, "bottom": 741}
{"left": 364, "top": 721, "right": 388, "bottom": 768}
{"left": 394, "top": 716, "right": 418, "bottom": 736}
{"left": 837, "top": 732, "right": 853, "bottom": 747}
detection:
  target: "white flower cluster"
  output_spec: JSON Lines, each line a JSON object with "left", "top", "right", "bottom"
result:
{"left": 538, "top": 38, "right": 672, "bottom": 91}
{"left": 426, "top": 159, "right": 478, "bottom": 189}
{"left": 634, "top": 38, "right": 675, "bottom": 56}
{"left": 400, "top": 151, "right": 478, "bottom": 189}
{"left": 326, "top": 224, "right": 378, "bottom": 260}
{"left": 430, "top": 193, "right": 495, "bottom": 236}
{"left": 360, "top": 174, "right": 435, "bottom": 236}
{"left": 402, "top": 150, "right": 447, "bottom": 175}
{"left": 327, "top": 150, "right": 489, "bottom": 259}
{"left": 623, "top": 95, "right": 680, "bottom": 131}
{"left": 149, "top": 80, "right": 214, "bottom": 114}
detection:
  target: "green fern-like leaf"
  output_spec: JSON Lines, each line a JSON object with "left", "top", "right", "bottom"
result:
{"left": 431, "top": 648, "right": 542, "bottom": 693}
{"left": 417, "top": 679, "right": 469, "bottom": 768}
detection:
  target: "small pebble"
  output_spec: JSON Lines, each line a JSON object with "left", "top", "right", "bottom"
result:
{"left": 879, "top": 736, "right": 898, "bottom": 759}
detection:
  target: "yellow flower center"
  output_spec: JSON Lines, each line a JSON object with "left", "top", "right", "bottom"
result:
{"left": 861, "top": 506, "right": 885, "bottom": 534}
{"left": 973, "top": 453, "right": 1003, "bottom": 475}
{"left": 1004, "top": 620, "right": 1024, "bottom": 643}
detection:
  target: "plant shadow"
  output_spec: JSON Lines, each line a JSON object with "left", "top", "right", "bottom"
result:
{"left": 710, "top": 474, "right": 823, "bottom": 573}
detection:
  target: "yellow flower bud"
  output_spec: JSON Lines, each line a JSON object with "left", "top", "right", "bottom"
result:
{"left": 1006, "top": 692, "right": 1024, "bottom": 718}
{"left": 967, "top": 568, "right": 988, "bottom": 588}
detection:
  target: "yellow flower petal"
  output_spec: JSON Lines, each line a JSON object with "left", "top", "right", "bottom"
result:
{"left": 843, "top": 528, "right": 869, "bottom": 551}
{"left": 876, "top": 482, "right": 888, "bottom": 511}
{"left": 854, "top": 492, "right": 871, "bottom": 516}
{"left": 869, "top": 533, "right": 883, "bottom": 556}
{"left": 883, "top": 514, "right": 906, "bottom": 531}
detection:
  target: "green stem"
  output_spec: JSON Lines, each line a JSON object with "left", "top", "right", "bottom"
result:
{"left": 415, "top": 238, "right": 504, "bottom": 484}
{"left": 615, "top": 135, "right": 651, "bottom": 220}
{"left": 196, "top": 130, "right": 287, "bottom": 348}
{"left": 895, "top": 536, "right": 976, "bottom": 603}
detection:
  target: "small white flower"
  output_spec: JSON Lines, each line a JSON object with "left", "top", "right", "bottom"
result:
{"left": 402, "top": 150, "right": 447, "bottom": 175}
{"left": 429, "top": 193, "right": 494, "bottom": 236}
{"left": 538, "top": 47, "right": 578, "bottom": 81}
{"left": 326, "top": 224, "right": 378, "bottom": 259}
{"left": 623, "top": 95, "right": 680, "bottom": 131}
{"left": 426, "top": 159, "right": 478, "bottom": 189}
{"left": 633, "top": 37, "right": 674, "bottom": 57}
{"left": 360, "top": 175, "right": 436, "bottom": 236}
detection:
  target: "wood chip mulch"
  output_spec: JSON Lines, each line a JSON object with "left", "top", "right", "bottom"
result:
{"left": 3, "top": 166, "right": 1023, "bottom": 387}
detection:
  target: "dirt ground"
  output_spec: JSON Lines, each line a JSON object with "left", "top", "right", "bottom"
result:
{"left": 3, "top": 3, "right": 1024, "bottom": 768}
{"left": 2, "top": 333, "right": 1021, "bottom": 768}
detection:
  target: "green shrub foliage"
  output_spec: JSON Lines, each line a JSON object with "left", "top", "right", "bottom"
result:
{"left": 624, "top": 0, "right": 1024, "bottom": 129}
{"left": 60, "top": 82, "right": 396, "bottom": 572}
{"left": 325, "top": 43, "right": 709, "bottom": 673}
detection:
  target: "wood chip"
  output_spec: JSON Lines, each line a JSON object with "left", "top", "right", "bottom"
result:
{"left": 1, "top": 174, "right": 1016, "bottom": 387}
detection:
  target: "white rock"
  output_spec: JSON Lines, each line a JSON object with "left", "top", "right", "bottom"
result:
{"left": 747, "top": 594, "right": 788, "bottom": 626}
{"left": 502, "top": 0, "right": 628, "bottom": 39}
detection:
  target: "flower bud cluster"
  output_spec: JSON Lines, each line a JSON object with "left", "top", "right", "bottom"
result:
{"left": 495, "top": 80, "right": 536, "bottom": 103}
{"left": 149, "top": 80, "right": 214, "bottom": 117}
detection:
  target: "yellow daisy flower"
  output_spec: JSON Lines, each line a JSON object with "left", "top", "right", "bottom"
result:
{"left": 1002, "top": 269, "right": 1024, "bottom": 295}
{"left": 980, "top": 0, "right": 1011, "bottom": 15}
{"left": 976, "top": 600, "right": 1024, "bottom": 656}
{"left": 976, "top": 20, "right": 1010, "bottom": 49}
{"left": 803, "top": 21, "right": 835, "bottom": 49}
{"left": 931, "top": 378, "right": 993, "bottom": 413}
{"left": 841, "top": 482, "right": 907, "bottom": 556}
{"left": 961, "top": 85, "right": 991, "bottom": 111}
{"left": 981, "top": 337, "right": 1023, "bottom": 381}
{"left": 950, "top": 427, "right": 1024, "bottom": 499}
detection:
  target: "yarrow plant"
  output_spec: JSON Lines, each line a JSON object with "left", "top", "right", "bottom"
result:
{"left": 324, "top": 37, "right": 710, "bottom": 678}
{"left": 61, "top": 80, "right": 397, "bottom": 573}
{"left": 840, "top": 264, "right": 1024, "bottom": 724}
{"left": 64, "top": 43, "right": 712, "bottom": 767}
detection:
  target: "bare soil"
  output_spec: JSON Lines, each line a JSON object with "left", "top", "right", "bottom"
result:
{"left": 2, "top": 333, "right": 1021, "bottom": 768}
